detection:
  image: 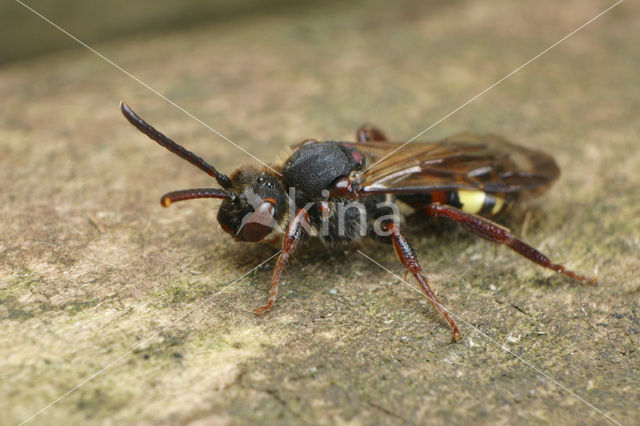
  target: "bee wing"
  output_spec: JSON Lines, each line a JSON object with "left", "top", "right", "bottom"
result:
{"left": 353, "top": 133, "right": 560, "bottom": 197}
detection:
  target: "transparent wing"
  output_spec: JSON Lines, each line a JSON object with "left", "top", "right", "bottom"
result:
{"left": 352, "top": 133, "right": 560, "bottom": 197}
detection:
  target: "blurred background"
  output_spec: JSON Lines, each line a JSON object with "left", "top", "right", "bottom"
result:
{"left": 1, "top": 0, "right": 323, "bottom": 64}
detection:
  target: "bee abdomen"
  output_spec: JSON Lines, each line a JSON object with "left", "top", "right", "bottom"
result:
{"left": 455, "top": 190, "right": 508, "bottom": 217}
{"left": 399, "top": 190, "right": 510, "bottom": 218}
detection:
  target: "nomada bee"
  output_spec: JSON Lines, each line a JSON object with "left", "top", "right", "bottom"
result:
{"left": 121, "top": 102, "right": 596, "bottom": 341}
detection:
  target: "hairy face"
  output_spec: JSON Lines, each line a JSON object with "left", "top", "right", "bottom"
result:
{"left": 217, "top": 167, "right": 288, "bottom": 242}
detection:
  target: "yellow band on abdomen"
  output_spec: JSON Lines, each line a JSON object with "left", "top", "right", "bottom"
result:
{"left": 491, "top": 194, "right": 505, "bottom": 216}
{"left": 458, "top": 190, "right": 486, "bottom": 214}
{"left": 457, "top": 190, "right": 506, "bottom": 216}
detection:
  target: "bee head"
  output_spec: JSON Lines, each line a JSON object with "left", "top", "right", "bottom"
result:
{"left": 120, "top": 101, "right": 288, "bottom": 243}
{"left": 217, "top": 167, "right": 288, "bottom": 242}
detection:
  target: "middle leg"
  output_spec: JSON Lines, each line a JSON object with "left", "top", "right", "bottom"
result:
{"left": 384, "top": 223, "right": 461, "bottom": 342}
{"left": 356, "top": 124, "right": 389, "bottom": 142}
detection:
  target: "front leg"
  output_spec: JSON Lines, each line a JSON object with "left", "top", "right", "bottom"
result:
{"left": 255, "top": 208, "right": 311, "bottom": 314}
{"left": 385, "top": 223, "right": 462, "bottom": 342}
{"left": 424, "top": 203, "right": 597, "bottom": 285}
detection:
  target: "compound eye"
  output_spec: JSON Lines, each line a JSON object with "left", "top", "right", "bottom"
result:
{"left": 239, "top": 201, "right": 276, "bottom": 242}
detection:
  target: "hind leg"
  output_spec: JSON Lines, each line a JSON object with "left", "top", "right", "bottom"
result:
{"left": 424, "top": 203, "right": 597, "bottom": 285}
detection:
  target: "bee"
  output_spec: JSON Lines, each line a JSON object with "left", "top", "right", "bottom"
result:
{"left": 120, "top": 102, "right": 596, "bottom": 342}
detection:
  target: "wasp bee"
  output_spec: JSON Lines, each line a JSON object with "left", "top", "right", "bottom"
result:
{"left": 121, "top": 102, "right": 596, "bottom": 342}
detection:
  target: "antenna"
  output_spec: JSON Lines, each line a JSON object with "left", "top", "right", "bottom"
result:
{"left": 160, "top": 188, "right": 234, "bottom": 207}
{"left": 120, "top": 101, "right": 232, "bottom": 188}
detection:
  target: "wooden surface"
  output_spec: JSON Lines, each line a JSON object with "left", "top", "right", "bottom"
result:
{"left": 1, "top": 0, "right": 638, "bottom": 424}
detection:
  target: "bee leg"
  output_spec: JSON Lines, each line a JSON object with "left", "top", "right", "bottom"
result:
{"left": 255, "top": 209, "right": 311, "bottom": 315}
{"left": 384, "top": 223, "right": 462, "bottom": 342}
{"left": 424, "top": 203, "right": 597, "bottom": 285}
{"left": 356, "top": 124, "right": 389, "bottom": 142}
